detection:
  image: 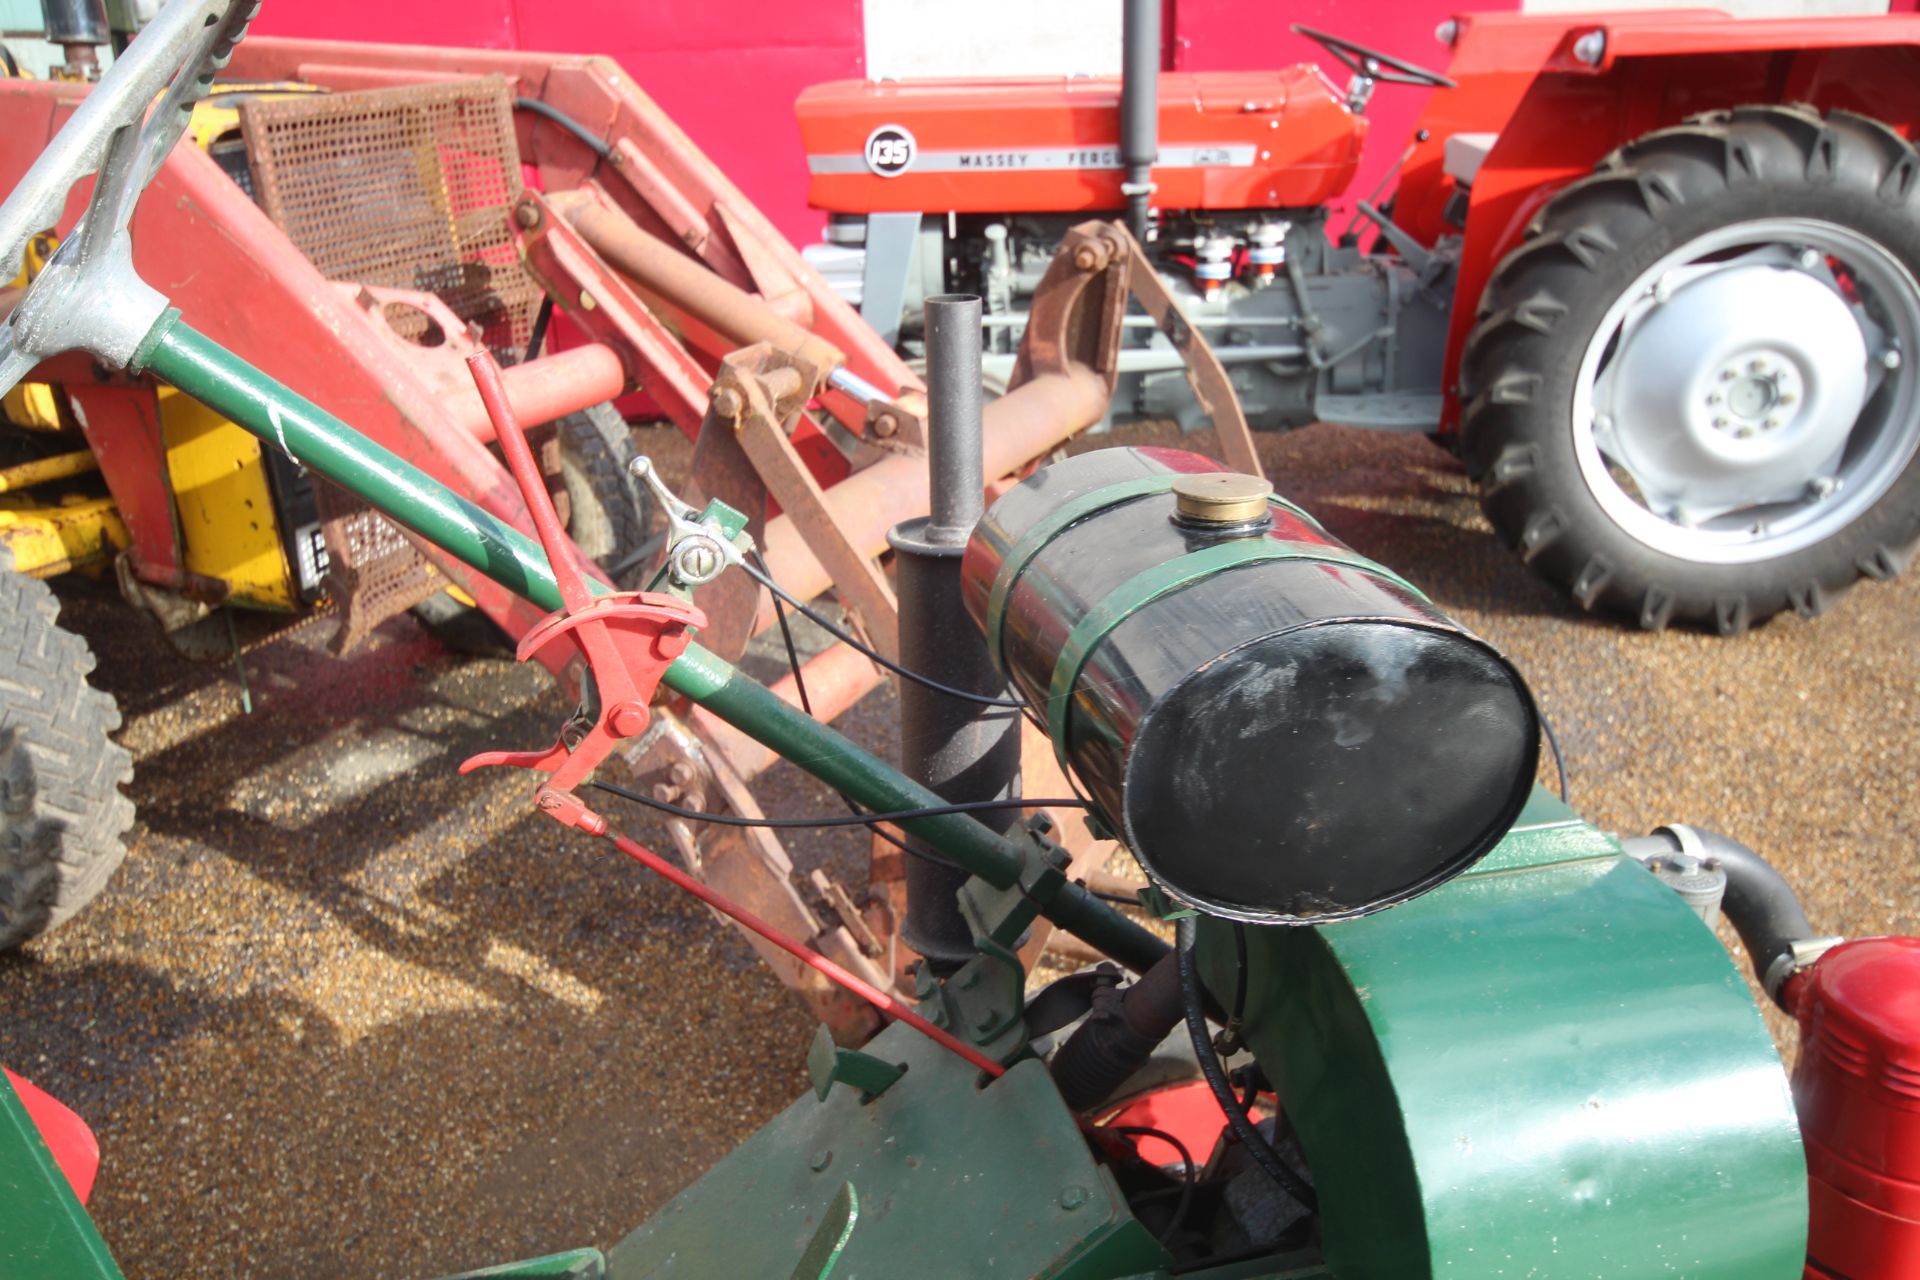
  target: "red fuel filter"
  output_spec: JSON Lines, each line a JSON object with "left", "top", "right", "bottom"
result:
{"left": 1792, "top": 936, "right": 1920, "bottom": 1279}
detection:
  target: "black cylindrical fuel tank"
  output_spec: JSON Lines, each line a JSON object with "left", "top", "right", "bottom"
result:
{"left": 960, "top": 447, "right": 1539, "bottom": 923}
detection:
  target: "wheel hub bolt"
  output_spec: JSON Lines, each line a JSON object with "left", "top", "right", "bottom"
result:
{"left": 1736, "top": 426, "right": 1755, "bottom": 439}
{"left": 1884, "top": 349, "right": 1904, "bottom": 370}
{"left": 1798, "top": 247, "right": 1822, "bottom": 271}
{"left": 1810, "top": 475, "right": 1839, "bottom": 498}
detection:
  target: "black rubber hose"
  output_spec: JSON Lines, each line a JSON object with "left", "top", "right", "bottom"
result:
{"left": 514, "top": 97, "right": 613, "bottom": 160}
{"left": 1052, "top": 954, "right": 1183, "bottom": 1112}
{"left": 1625, "top": 825, "right": 1820, "bottom": 1009}
{"left": 1175, "top": 917, "right": 1317, "bottom": 1209}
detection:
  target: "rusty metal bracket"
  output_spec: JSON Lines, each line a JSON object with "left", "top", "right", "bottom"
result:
{"left": 1011, "top": 221, "right": 1134, "bottom": 393}
{"left": 712, "top": 344, "right": 902, "bottom": 663}
{"left": 617, "top": 709, "right": 888, "bottom": 1044}
{"left": 1121, "top": 235, "right": 1263, "bottom": 477}
{"left": 515, "top": 190, "right": 711, "bottom": 432}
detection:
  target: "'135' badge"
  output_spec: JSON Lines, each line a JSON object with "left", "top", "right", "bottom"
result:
{"left": 864, "top": 125, "right": 917, "bottom": 177}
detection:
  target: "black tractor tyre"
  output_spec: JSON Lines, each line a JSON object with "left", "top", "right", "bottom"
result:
{"left": 1460, "top": 105, "right": 1920, "bottom": 634}
{"left": 0, "top": 549, "right": 135, "bottom": 950}
{"left": 555, "top": 401, "right": 655, "bottom": 589}
{"left": 412, "top": 402, "right": 654, "bottom": 652}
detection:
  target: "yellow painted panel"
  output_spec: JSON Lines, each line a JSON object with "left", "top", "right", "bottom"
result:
{"left": 0, "top": 496, "right": 127, "bottom": 577}
{"left": 157, "top": 386, "right": 297, "bottom": 611}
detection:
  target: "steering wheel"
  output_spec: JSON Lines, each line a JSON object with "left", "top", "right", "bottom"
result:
{"left": 1292, "top": 24, "right": 1457, "bottom": 91}
{"left": 0, "top": 0, "right": 259, "bottom": 398}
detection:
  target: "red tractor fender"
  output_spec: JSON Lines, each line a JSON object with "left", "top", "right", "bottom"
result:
{"left": 4, "top": 1067, "right": 100, "bottom": 1204}
{"left": 1391, "top": 9, "right": 1920, "bottom": 432}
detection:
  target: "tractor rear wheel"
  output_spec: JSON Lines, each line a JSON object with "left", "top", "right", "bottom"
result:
{"left": 1461, "top": 105, "right": 1920, "bottom": 633}
{"left": 0, "top": 549, "right": 134, "bottom": 950}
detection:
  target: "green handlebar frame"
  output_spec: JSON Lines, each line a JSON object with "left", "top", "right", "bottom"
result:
{"left": 138, "top": 316, "right": 1168, "bottom": 974}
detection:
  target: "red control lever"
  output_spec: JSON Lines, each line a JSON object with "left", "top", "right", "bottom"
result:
{"left": 453, "top": 352, "right": 1011, "bottom": 1080}
{"left": 456, "top": 350, "right": 705, "bottom": 810}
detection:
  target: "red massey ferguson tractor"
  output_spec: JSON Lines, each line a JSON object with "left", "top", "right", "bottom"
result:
{"left": 796, "top": 6, "right": 1920, "bottom": 635}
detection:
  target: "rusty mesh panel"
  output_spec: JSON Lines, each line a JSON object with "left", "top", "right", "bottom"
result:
{"left": 240, "top": 79, "right": 538, "bottom": 647}
{"left": 239, "top": 77, "right": 539, "bottom": 359}
{"left": 312, "top": 482, "right": 446, "bottom": 655}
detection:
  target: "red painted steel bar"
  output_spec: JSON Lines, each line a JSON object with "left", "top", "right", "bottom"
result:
{"left": 598, "top": 822, "right": 1007, "bottom": 1079}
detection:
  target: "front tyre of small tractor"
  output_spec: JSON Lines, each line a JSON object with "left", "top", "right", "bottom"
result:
{"left": 0, "top": 549, "right": 134, "bottom": 949}
{"left": 1462, "top": 106, "right": 1920, "bottom": 633}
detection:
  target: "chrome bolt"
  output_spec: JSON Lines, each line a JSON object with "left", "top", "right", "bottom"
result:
{"left": 1653, "top": 274, "right": 1675, "bottom": 304}
{"left": 1884, "top": 349, "right": 1904, "bottom": 370}
{"left": 1572, "top": 30, "right": 1606, "bottom": 65}
{"left": 1713, "top": 416, "right": 1730, "bottom": 429}
{"left": 1719, "top": 368, "right": 1737, "bottom": 382}
{"left": 1810, "top": 475, "right": 1839, "bottom": 498}
{"left": 1735, "top": 426, "right": 1755, "bottom": 439}
{"left": 1707, "top": 392, "right": 1723, "bottom": 405}
{"left": 1748, "top": 358, "right": 1768, "bottom": 374}
{"left": 1764, "top": 415, "right": 1782, "bottom": 430}
{"left": 672, "top": 537, "right": 724, "bottom": 584}
{"left": 1798, "top": 247, "right": 1821, "bottom": 271}
{"left": 1779, "top": 392, "right": 1796, "bottom": 406}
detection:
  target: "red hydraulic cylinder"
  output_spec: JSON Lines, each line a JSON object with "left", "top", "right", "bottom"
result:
{"left": 448, "top": 343, "right": 627, "bottom": 443}
{"left": 1790, "top": 936, "right": 1920, "bottom": 1279}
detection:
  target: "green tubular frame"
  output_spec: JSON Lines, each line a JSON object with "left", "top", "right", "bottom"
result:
{"left": 137, "top": 317, "right": 1167, "bottom": 974}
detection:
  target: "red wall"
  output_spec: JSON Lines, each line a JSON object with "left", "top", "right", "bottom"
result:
{"left": 251, "top": 0, "right": 866, "bottom": 247}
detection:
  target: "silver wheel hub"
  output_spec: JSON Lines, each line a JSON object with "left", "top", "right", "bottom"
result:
{"left": 1575, "top": 219, "right": 1920, "bottom": 565}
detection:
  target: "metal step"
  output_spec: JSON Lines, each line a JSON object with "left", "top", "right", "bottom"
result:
{"left": 1315, "top": 391, "right": 1444, "bottom": 432}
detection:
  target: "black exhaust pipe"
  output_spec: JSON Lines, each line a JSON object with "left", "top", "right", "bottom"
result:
{"left": 1120, "top": 0, "right": 1161, "bottom": 243}
{"left": 889, "top": 294, "right": 1021, "bottom": 974}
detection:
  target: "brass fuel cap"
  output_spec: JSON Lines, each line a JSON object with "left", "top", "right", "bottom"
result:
{"left": 1172, "top": 472, "right": 1273, "bottom": 527}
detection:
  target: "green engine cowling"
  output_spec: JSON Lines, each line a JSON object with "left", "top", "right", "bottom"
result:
{"left": 1201, "top": 787, "right": 1806, "bottom": 1279}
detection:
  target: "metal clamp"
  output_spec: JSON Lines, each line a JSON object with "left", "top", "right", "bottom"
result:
{"left": 457, "top": 354, "right": 707, "bottom": 809}
{"left": 627, "top": 455, "right": 750, "bottom": 587}
{"left": 1764, "top": 936, "right": 1845, "bottom": 1003}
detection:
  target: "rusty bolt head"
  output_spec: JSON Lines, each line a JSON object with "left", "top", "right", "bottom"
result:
{"left": 652, "top": 783, "right": 681, "bottom": 804}
{"left": 710, "top": 384, "right": 744, "bottom": 420}
{"left": 1073, "top": 245, "right": 1101, "bottom": 271}
{"left": 872, "top": 411, "right": 899, "bottom": 439}
{"left": 514, "top": 201, "right": 541, "bottom": 230}
{"left": 537, "top": 792, "right": 564, "bottom": 811}
{"left": 669, "top": 761, "right": 696, "bottom": 786}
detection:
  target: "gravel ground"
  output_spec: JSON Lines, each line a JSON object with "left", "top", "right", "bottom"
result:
{"left": 1, "top": 419, "right": 1916, "bottom": 1278}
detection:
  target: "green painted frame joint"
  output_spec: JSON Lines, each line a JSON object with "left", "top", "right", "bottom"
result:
{"left": 808, "top": 1027, "right": 907, "bottom": 1102}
